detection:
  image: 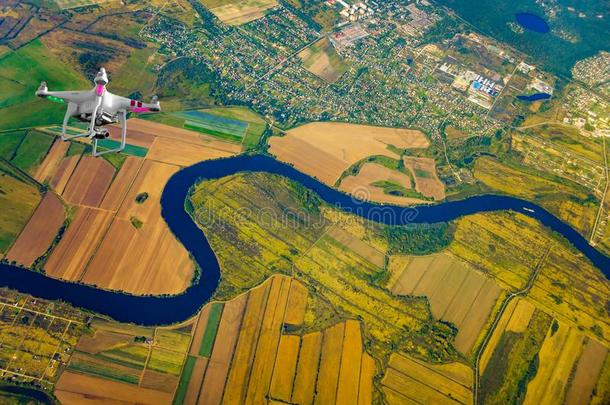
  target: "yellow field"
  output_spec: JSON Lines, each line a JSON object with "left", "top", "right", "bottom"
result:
{"left": 284, "top": 279, "right": 308, "bottom": 327}
{"left": 474, "top": 157, "right": 597, "bottom": 237}
{"left": 292, "top": 332, "right": 323, "bottom": 405}
{"left": 269, "top": 335, "right": 301, "bottom": 402}
{"left": 480, "top": 299, "right": 519, "bottom": 373}
{"left": 381, "top": 353, "right": 472, "bottom": 405}
{"left": 326, "top": 226, "right": 385, "bottom": 267}
{"left": 524, "top": 322, "right": 585, "bottom": 405}
{"left": 505, "top": 299, "right": 535, "bottom": 333}
{"left": 315, "top": 322, "right": 345, "bottom": 404}
{"left": 203, "top": 0, "right": 278, "bottom": 25}
{"left": 45, "top": 207, "right": 114, "bottom": 281}
{"left": 336, "top": 320, "right": 363, "bottom": 404}
{"left": 269, "top": 122, "right": 429, "bottom": 185}
{"left": 33, "top": 139, "right": 69, "bottom": 183}
{"left": 146, "top": 136, "right": 235, "bottom": 167}
{"left": 390, "top": 252, "right": 501, "bottom": 354}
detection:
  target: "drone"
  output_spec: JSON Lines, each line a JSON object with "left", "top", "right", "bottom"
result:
{"left": 35, "top": 67, "right": 160, "bottom": 156}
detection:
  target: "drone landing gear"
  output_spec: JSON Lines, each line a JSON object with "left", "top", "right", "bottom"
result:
{"left": 92, "top": 110, "right": 126, "bottom": 157}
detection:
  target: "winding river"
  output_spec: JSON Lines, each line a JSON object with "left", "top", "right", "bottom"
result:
{"left": 0, "top": 155, "right": 608, "bottom": 325}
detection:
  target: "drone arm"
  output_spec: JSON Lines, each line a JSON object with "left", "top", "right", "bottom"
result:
{"left": 87, "top": 96, "right": 103, "bottom": 138}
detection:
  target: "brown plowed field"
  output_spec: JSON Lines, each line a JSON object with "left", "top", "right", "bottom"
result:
{"left": 108, "top": 125, "right": 156, "bottom": 148}
{"left": 565, "top": 338, "right": 608, "bottom": 405}
{"left": 50, "top": 155, "right": 80, "bottom": 194}
{"left": 269, "top": 122, "right": 429, "bottom": 185}
{"left": 83, "top": 160, "right": 194, "bottom": 295}
{"left": 6, "top": 192, "right": 65, "bottom": 266}
{"left": 62, "top": 156, "right": 115, "bottom": 207}
{"left": 99, "top": 156, "right": 142, "bottom": 211}
{"left": 128, "top": 118, "right": 242, "bottom": 153}
{"left": 55, "top": 371, "right": 172, "bottom": 405}
{"left": 44, "top": 207, "right": 114, "bottom": 281}
{"left": 340, "top": 163, "right": 427, "bottom": 205}
{"left": 402, "top": 157, "right": 445, "bottom": 200}
{"left": 34, "top": 140, "right": 69, "bottom": 183}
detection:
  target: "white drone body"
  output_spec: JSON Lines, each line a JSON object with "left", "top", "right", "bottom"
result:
{"left": 35, "top": 67, "right": 160, "bottom": 156}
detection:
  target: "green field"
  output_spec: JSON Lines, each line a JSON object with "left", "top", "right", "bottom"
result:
{"left": 10, "top": 132, "right": 54, "bottom": 174}
{"left": 199, "top": 303, "right": 223, "bottom": 357}
{"left": 144, "top": 106, "right": 267, "bottom": 150}
{"left": 173, "top": 355, "right": 196, "bottom": 405}
{"left": 0, "top": 160, "right": 41, "bottom": 254}
{"left": 0, "top": 131, "right": 26, "bottom": 159}
{"left": 147, "top": 347, "right": 185, "bottom": 376}
{"left": 0, "top": 39, "right": 89, "bottom": 130}
{"left": 0, "top": 130, "right": 55, "bottom": 174}
{"left": 68, "top": 352, "right": 141, "bottom": 385}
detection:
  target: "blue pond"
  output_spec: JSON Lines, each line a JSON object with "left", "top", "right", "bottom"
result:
{"left": 517, "top": 93, "right": 552, "bottom": 102}
{"left": 515, "top": 12, "right": 550, "bottom": 33}
{"left": 0, "top": 155, "right": 608, "bottom": 325}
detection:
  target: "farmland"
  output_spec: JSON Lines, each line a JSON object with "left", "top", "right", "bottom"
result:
{"left": 22, "top": 117, "right": 245, "bottom": 295}
{"left": 299, "top": 38, "right": 349, "bottom": 83}
{"left": 450, "top": 211, "right": 610, "bottom": 345}
{"left": 82, "top": 160, "right": 194, "bottom": 295}
{"left": 5, "top": 193, "right": 65, "bottom": 267}
{"left": 388, "top": 252, "right": 502, "bottom": 354}
{"left": 402, "top": 156, "right": 446, "bottom": 201}
{"left": 0, "top": 39, "right": 89, "bottom": 130}
{"left": 200, "top": 0, "right": 278, "bottom": 25}
{"left": 144, "top": 106, "right": 267, "bottom": 150}
{"left": 269, "top": 122, "right": 429, "bottom": 185}
{"left": 479, "top": 299, "right": 610, "bottom": 405}
{"left": 474, "top": 157, "right": 598, "bottom": 238}
{"left": 55, "top": 318, "right": 193, "bottom": 404}
{"left": 339, "top": 162, "right": 431, "bottom": 205}
{"left": 172, "top": 275, "right": 376, "bottom": 404}
{"left": 381, "top": 352, "right": 473, "bottom": 404}
{"left": 0, "top": 160, "right": 41, "bottom": 256}
{"left": 61, "top": 156, "right": 115, "bottom": 207}
{"left": 189, "top": 172, "right": 458, "bottom": 364}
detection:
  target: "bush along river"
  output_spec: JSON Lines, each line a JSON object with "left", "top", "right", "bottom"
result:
{"left": 0, "top": 154, "right": 608, "bottom": 325}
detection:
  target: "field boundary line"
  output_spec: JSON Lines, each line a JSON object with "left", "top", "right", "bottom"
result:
{"left": 472, "top": 243, "right": 551, "bottom": 405}
{"left": 591, "top": 135, "right": 608, "bottom": 244}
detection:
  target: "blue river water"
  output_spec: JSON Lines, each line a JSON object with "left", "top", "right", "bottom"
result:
{"left": 515, "top": 12, "right": 550, "bottom": 33}
{"left": 0, "top": 155, "right": 608, "bottom": 325}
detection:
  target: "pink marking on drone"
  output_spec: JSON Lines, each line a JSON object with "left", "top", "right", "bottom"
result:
{"left": 132, "top": 107, "right": 150, "bottom": 113}
{"left": 96, "top": 84, "right": 105, "bottom": 96}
